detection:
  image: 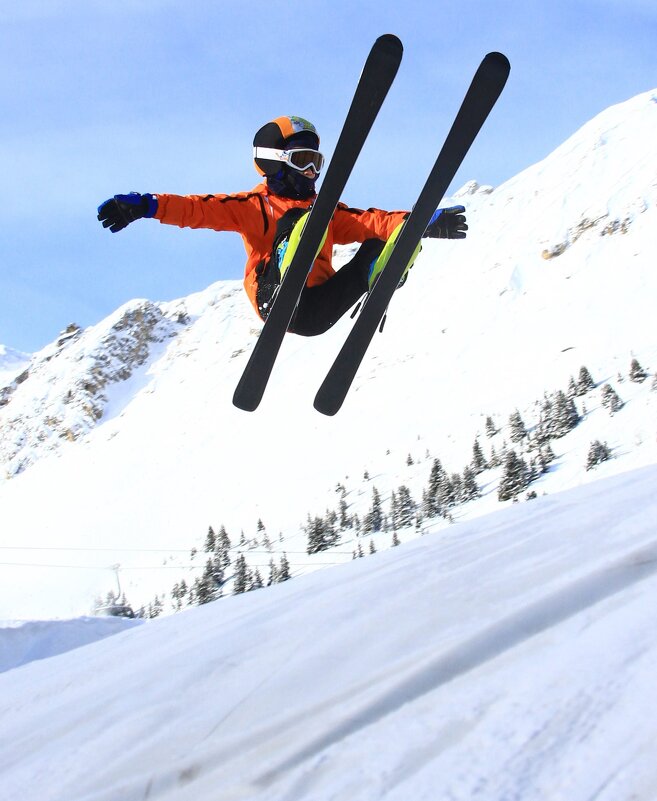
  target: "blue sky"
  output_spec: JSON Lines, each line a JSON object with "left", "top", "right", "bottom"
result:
{"left": 2, "top": 0, "right": 656, "bottom": 353}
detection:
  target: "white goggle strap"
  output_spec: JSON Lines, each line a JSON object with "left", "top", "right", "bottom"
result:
{"left": 253, "top": 146, "right": 287, "bottom": 164}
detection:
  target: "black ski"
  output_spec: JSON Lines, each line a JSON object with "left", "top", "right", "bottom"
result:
{"left": 314, "top": 52, "right": 511, "bottom": 416}
{"left": 233, "top": 34, "right": 403, "bottom": 412}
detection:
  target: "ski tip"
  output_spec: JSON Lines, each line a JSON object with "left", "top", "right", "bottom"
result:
{"left": 484, "top": 51, "right": 511, "bottom": 75}
{"left": 313, "top": 396, "right": 341, "bottom": 417}
{"left": 376, "top": 33, "right": 403, "bottom": 56}
{"left": 232, "top": 388, "right": 260, "bottom": 413}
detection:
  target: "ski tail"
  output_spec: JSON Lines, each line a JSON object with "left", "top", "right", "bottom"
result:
{"left": 232, "top": 34, "right": 403, "bottom": 412}
{"left": 313, "top": 52, "right": 511, "bottom": 416}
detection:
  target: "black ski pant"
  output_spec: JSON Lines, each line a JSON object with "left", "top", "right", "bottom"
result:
{"left": 287, "top": 238, "right": 385, "bottom": 337}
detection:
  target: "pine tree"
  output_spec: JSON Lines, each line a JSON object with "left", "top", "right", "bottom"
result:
{"left": 393, "top": 485, "right": 416, "bottom": 528}
{"left": 498, "top": 450, "right": 531, "bottom": 501}
{"left": 485, "top": 416, "right": 498, "bottom": 438}
{"left": 278, "top": 553, "right": 291, "bottom": 581}
{"left": 552, "top": 390, "right": 580, "bottom": 438}
{"left": 369, "top": 539, "right": 377, "bottom": 555}
{"left": 472, "top": 438, "right": 487, "bottom": 474}
{"left": 450, "top": 473, "right": 463, "bottom": 504}
{"left": 629, "top": 358, "right": 648, "bottom": 383}
{"left": 363, "top": 486, "right": 384, "bottom": 533}
{"left": 601, "top": 384, "right": 624, "bottom": 415}
{"left": 586, "top": 440, "right": 612, "bottom": 470}
{"left": 324, "top": 509, "right": 339, "bottom": 547}
{"left": 204, "top": 526, "right": 216, "bottom": 552}
{"left": 267, "top": 558, "right": 279, "bottom": 586}
{"left": 339, "top": 498, "right": 350, "bottom": 528}
{"left": 538, "top": 442, "right": 555, "bottom": 473}
{"left": 488, "top": 444, "right": 501, "bottom": 468}
{"left": 461, "top": 467, "right": 481, "bottom": 502}
{"left": 233, "top": 554, "right": 250, "bottom": 595}
{"left": 424, "top": 458, "right": 445, "bottom": 518}
{"left": 392, "top": 531, "right": 401, "bottom": 547}
{"left": 171, "top": 579, "right": 188, "bottom": 612}
{"left": 577, "top": 365, "right": 596, "bottom": 395}
{"left": 567, "top": 376, "right": 578, "bottom": 399}
{"left": 215, "top": 525, "right": 232, "bottom": 570}
{"left": 508, "top": 410, "right": 527, "bottom": 443}
{"left": 249, "top": 568, "right": 264, "bottom": 591}
{"left": 406, "top": 453, "right": 414, "bottom": 466}
{"left": 437, "top": 471, "right": 457, "bottom": 512}
{"left": 306, "top": 514, "right": 326, "bottom": 554}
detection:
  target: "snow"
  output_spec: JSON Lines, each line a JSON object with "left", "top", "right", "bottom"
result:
{"left": 0, "top": 344, "right": 30, "bottom": 388}
{"left": 0, "top": 85, "right": 657, "bottom": 801}
{"left": 2, "top": 88, "right": 657, "bottom": 620}
{"left": 0, "top": 616, "right": 142, "bottom": 674}
{"left": 1, "top": 465, "right": 656, "bottom": 801}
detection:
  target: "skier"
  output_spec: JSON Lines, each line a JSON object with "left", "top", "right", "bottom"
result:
{"left": 97, "top": 116, "right": 467, "bottom": 336}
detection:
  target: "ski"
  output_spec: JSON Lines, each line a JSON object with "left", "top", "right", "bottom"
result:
{"left": 314, "top": 51, "right": 511, "bottom": 416}
{"left": 233, "top": 34, "right": 403, "bottom": 412}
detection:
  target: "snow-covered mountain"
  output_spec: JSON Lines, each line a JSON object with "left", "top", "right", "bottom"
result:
{"left": 1, "top": 88, "right": 656, "bottom": 620}
{"left": 0, "top": 344, "right": 30, "bottom": 389}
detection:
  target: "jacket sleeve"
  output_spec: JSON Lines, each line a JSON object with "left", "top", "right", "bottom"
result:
{"left": 154, "top": 192, "right": 267, "bottom": 235}
{"left": 332, "top": 203, "right": 408, "bottom": 245}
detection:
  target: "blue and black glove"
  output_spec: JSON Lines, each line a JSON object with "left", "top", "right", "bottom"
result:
{"left": 97, "top": 192, "right": 158, "bottom": 233}
{"left": 423, "top": 205, "right": 468, "bottom": 239}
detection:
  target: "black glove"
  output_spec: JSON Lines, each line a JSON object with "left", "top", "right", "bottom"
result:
{"left": 97, "top": 192, "right": 158, "bottom": 233}
{"left": 423, "top": 205, "right": 468, "bottom": 239}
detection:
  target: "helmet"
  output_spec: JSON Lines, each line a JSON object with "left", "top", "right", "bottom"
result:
{"left": 253, "top": 116, "right": 320, "bottom": 177}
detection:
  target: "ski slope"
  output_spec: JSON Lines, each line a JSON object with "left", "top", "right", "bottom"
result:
{"left": 1, "top": 464, "right": 656, "bottom": 801}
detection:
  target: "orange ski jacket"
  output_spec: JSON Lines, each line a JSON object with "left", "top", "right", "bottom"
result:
{"left": 154, "top": 182, "right": 408, "bottom": 319}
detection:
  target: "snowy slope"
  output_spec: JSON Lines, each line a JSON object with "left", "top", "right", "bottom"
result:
{"left": 1, "top": 89, "right": 657, "bottom": 619}
{"left": 0, "top": 616, "right": 142, "bottom": 674}
{"left": 0, "top": 344, "right": 30, "bottom": 388}
{"left": 1, "top": 465, "right": 656, "bottom": 801}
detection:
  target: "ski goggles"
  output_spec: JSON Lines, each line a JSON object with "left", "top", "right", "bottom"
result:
{"left": 253, "top": 146, "right": 325, "bottom": 174}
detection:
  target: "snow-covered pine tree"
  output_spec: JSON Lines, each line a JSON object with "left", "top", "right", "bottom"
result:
{"left": 577, "top": 365, "right": 596, "bottom": 395}
{"left": 423, "top": 458, "right": 444, "bottom": 518}
{"left": 601, "top": 384, "right": 624, "bottom": 415}
{"left": 436, "top": 471, "right": 457, "bottom": 512}
{"left": 472, "top": 438, "right": 487, "bottom": 474}
{"left": 171, "top": 579, "right": 188, "bottom": 612}
{"left": 204, "top": 526, "right": 216, "bottom": 552}
{"left": 306, "top": 514, "right": 327, "bottom": 554}
{"left": 394, "top": 485, "right": 416, "bottom": 528}
{"left": 508, "top": 410, "right": 528, "bottom": 443}
{"left": 461, "top": 466, "right": 481, "bottom": 502}
{"left": 267, "top": 558, "right": 279, "bottom": 586}
{"left": 233, "top": 554, "right": 251, "bottom": 595}
{"left": 278, "top": 553, "right": 291, "bottom": 581}
{"left": 552, "top": 390, "right": 580, "bottom": 438}
{"left": 339, "top": 497, "right": 350, "bottom": 528}
{"left": 249, "top": 568, "right": 264, "bottom": 591}
{"left": 629, "top": 358, "right": 648, "bottom": 383}
{"left": 485, "top": 415, "right": 498, "bottom": 438}
{"left": 586, "top": 440, "right": 612, "bottom": 470}
{"left": 363, "top": 486, "right": 384, "bottom": 533}
{"left": 498, "top": 450, "right": 531, "bottom": 501}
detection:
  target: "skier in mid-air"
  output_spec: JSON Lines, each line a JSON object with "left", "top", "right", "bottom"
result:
{"left": 98, "top": 116, "right": 467, "bottom": 336}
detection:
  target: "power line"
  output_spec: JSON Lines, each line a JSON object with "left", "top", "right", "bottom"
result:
{"left": 0, "top": 560, "right": 349, "bottom": 571}
{"left": 0, "top": 545, "right": 355, "bottom": 555}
